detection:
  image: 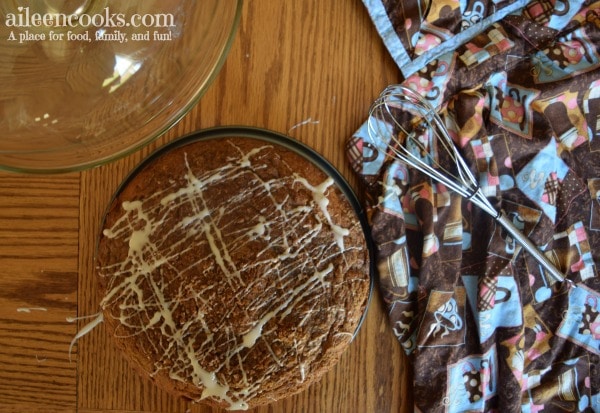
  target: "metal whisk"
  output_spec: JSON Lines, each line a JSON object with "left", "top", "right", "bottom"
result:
{"left": 367, "top": 84, "right": 572, "bottom": 287}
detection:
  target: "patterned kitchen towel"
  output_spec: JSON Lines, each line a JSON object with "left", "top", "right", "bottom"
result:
{"left": 348, "top": 0, "right": 600, "bottom": 411}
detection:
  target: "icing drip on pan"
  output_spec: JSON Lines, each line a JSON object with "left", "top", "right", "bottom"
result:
{"left": 97, "top": 141, "right": 367, "bottom": 410}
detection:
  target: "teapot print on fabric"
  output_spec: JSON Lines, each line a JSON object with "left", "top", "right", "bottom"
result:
{"left": 580, "top": 294, "right": 600, "bottom": 340}
{"left": 498, "top": 87, "right": 527, "bottom": 130}
{"left": 486, "top": 72, "right": 539, "bottom": 138}
{"left": 547, "top": 38, "right": 592, "bottom": 69}
{"left": 404, "top": 59, "right": 452, "bottom": 105}
{"left": 461, "top": 1, "right": 485, "bottom": 30}
{"left": 461, "top": 359, "right": 493, "bottom": 404}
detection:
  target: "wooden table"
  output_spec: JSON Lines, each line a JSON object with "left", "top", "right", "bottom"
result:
{"left": 0, "top": 2, "right": 411, "bottom": 412}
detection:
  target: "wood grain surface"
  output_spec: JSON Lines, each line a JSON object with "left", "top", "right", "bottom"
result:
{"left": 0, "top": 2, "right": 411, "bottom": 412}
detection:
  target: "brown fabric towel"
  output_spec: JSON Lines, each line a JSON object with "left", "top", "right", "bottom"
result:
{"left": 349, "top": 0, "right": 600, "bottom": 411}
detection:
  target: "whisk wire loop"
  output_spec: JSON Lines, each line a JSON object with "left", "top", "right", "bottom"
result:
{"left": 367, "top": 84, "right": 569, "bottom": 286}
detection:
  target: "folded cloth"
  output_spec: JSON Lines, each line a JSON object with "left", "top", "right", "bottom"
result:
{"left": 349, "top": 0, "right": 600, "bottom": 411}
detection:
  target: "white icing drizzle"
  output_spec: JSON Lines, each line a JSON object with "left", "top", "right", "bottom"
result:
{"left": 242, "top": 311, "right": 274, "bottom": 348}
{"left": 299, "top": 363, "right": 306, "bottom": 382}
{"left": 16, "top": 307, "right": 47, "bottom": 313}
{"left": 98, "top": 142, "right": 363, "bottom": 410}
{"left": 66, "top": 312, "right": 104, "bottom": 362}
{"left": 293, "top": 176, "right": 350, "bottom": 251}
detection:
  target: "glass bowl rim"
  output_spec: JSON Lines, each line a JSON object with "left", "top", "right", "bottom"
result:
{"left": 0, "top": 0, "right": 243, "bottom": 175}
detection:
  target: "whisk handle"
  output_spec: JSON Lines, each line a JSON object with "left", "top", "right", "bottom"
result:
{"left": 495, "top": 212, "right": 572, "bottom": 286}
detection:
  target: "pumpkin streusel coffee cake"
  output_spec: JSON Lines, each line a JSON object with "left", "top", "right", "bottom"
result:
{"left": 96, "top": 131, "right": 371, "bottom": 410}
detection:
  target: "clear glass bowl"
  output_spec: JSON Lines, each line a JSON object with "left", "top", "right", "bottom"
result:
{"left": 0, "top": 0, "right": 242, "bottom": 173}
